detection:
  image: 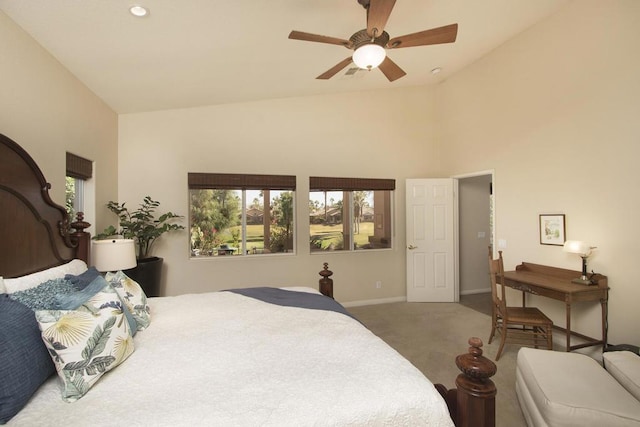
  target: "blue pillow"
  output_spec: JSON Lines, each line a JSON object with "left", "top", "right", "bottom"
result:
{"left": 54, "top": 274, "right": 110, "bottom": 308}
{"left": 0, "top": 295, "right": 55, "bottom": 423}
{"left": 55, "top": 276, "right": 137, "bottom": 337}
{"left": 64, "top": 266, "right": 100, "bottom": 290}
{"left": 8, "top": 278, "right": 77, "bottom": 310}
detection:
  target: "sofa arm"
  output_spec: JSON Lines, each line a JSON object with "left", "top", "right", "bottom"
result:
{"left": 604, "top": 350, "right": 640, "bottom": 401}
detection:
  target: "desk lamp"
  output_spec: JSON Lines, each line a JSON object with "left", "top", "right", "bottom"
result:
{"left": 563, "top": 240, "right": 596, "bottom": 285}
{"left": 92, "top": 239, "right": 136, "bottom": 273}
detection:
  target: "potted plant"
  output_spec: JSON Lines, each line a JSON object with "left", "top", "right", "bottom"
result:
{"left": 94, "top": 196, "right": 184, "bottom": 296}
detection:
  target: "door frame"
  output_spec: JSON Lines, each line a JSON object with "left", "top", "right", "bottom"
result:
{"left": 452, "top": 169, "right": 496, "bottom": 299}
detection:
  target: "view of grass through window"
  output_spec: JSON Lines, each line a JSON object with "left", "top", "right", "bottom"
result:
{"left": 190, "top": 189, "right": 294, "bottom": 257}
{"left": 309, "top": 190, "right": 392, "bottom": 252}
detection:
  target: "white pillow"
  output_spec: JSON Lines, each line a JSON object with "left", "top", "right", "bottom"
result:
{"left": 604, "top": 351, "right": 640, "bottom": 401}
{"left": 4, "top": 260, "right": 88, "bottom": 294}
{"left": 0, "top": 276, "right": 5, "bottom": 294}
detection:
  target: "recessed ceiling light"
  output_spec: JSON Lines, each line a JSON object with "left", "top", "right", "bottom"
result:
{"left": 431, "top": 67, "right": 442, "bottom": 75}
{"left": 129, "top": 5, "right": 149, "bottom": 17}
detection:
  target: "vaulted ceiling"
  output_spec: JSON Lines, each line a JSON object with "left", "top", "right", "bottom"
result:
{"left": 0, "top": 0, "right": 568, "bottom": 113}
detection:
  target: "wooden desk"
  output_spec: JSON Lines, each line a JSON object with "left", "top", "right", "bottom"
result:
{"left": 500, "top": 262, "right": 608, "bottom": 352}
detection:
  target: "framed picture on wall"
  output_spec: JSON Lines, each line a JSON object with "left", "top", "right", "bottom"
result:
{"left": 539, "top": 214, "right": 566, "bottom": 246}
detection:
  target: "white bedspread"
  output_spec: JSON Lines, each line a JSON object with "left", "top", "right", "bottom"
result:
{"left": 10, "top": 288, "right": 454, "bottom": 426}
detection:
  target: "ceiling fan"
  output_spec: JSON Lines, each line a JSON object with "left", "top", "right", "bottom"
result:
{"left": 288, "top": 0, "right": 458, "bottom": 82}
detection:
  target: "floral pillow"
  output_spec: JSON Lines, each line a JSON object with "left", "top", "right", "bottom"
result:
{"left": 35, "top": 283, "right": 134, "bottom": 402}
{"left": 105, "top": 271, "right": 151, "bottom": 331}
{"left": 55, "top": 275, "right": 137, "bottom": 337}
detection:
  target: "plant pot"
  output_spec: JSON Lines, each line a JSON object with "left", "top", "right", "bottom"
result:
{"left": 124, "top": 256, "right": 163, "bottom": 297}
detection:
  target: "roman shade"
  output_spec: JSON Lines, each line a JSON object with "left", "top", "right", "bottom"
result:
{"left": 188, "top": 173, "right": 295, "bottom": 190}
{"left": 310, "top": 177, "right": 395, "bottom": 191}
{"left": 65, "top": 153, "right": 92, "bottom": 180}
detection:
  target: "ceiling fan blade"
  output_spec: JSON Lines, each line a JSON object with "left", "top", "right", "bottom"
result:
{"left": 316, "top": 57, "right": 354, "bottom": 80}
{"left": 367, "top": 0, "right": 396, "bottom": 38}
{"left": 378, "top": 56, "right": 406, "bottom": 82}
{"left": 289, "top": 31, "right": 352, "bottom": 48}
{"left": 387, "top": 23, "right": 458, "bottom": 49}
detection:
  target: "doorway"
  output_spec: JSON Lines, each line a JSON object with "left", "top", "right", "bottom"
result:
{"left": 455, "top": 171, "right": 494, "bottom": 315}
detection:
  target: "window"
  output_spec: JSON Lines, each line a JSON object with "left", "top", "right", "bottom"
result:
{"left": 188, "top": 173, "right": 295, "bottom": 257}
{"left": 65, "top": 176, "right": 83, "bottom": 219}
{"left": 65, "top": 152, "right": 92, "bottom": 222}
{"left": 309, "top": 177, "right": 394, "bottom": 252}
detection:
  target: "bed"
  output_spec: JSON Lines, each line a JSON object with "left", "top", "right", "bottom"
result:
{"left": 0, "top": 133, "right": 497, "bottom": 426}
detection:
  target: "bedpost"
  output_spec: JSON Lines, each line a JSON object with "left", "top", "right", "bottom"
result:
{"left": 435, "top": 337, "right": 497, "bottom": 427}
{"left": 318, "top": 262, "right": 333, "bottom": 298}
{"left": 455, "top": 337, "right": 497, "bottom": 427}
{"left": 70, "top": 212, "right": 91, "bottom": 265}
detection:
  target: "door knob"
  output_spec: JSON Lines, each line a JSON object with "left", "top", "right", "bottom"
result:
{"left": 408, "top": 245, "right": 417, "bottom": 250}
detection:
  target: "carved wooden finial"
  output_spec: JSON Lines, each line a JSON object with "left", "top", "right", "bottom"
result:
{"left": 71, "top": 212, "right": 91, "bottom": 234}
{"left": 318, "top": 262, "right": 334, "bottom": 299}
{"left": 452, "top": 337, "right": 497, "bottom": 427}
{"left": 456, "top": 337, "right": 497, "bottom": 381}
{"left": 69, "top": 212, "right": 92, "bottom": 265}
{"left": 319, "top": 262, "right": 333, "bottom": 278}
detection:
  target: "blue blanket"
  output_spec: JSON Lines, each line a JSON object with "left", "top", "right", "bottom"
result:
{"left": 224, "top": 287, "right": 357, "bottom": 321}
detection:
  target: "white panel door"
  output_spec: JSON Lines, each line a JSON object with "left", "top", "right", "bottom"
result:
{"left": 406, "top": 179, "right": 457, "bottom": 302}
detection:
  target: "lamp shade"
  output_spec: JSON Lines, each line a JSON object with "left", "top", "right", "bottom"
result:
{"left": 92, "top": 239, "right": 137, "bottom": 272}
{"left": 352, "top": 44, "right": 386, "bottom": 70}
{"left": 563, "top": 240, "right": 591, "bottom": 256}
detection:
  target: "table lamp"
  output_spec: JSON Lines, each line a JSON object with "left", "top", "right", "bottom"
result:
{"left": 563, "top": 240, "right": 596, "bottom": 285}
{"left": 92, "top": 239, "right": 137, "bottom": 273}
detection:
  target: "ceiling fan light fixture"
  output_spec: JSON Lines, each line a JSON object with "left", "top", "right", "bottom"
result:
{"left": 352, "top": 43, "right": 386, "bottom": 70}
{"left": 129, "top": 5, "right": 149, "bottom": 17}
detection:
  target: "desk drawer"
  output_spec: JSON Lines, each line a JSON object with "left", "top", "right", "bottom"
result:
{"left": 503, "top": 279, "right": 566, "bottom": 301}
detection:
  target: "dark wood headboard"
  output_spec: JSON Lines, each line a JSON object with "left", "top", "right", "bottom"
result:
{"left": 0, "top": 133, "right": 90, "bottom": 278}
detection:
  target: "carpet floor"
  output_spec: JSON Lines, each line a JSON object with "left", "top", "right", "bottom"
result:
{"left": 348, "top": 294, "right": 526, "bottom": 427}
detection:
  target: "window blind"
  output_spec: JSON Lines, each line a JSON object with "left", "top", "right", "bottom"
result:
{"left": 310, "top": 177, "right": 395, "bottom": 191}
{"left": 66, "top": 152, "right": 93, "bottom": 180}
{"left": 188, "top": 173, "right": 296, "bottom": 190}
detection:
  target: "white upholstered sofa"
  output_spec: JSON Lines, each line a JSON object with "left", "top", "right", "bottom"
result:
{"left": 516, "top": 347, "right": 640, "bottom": 426}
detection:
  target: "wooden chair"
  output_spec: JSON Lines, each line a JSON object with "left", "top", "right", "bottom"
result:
{"left": 487, "top": 248, "right": 553, "bottom": 360}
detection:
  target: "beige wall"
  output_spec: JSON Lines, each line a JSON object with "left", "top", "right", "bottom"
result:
{"left": 118, "top": 87, "right": 439, "bottom": 302}
{"left": 437, "top": 0, "right": 640, "bottom": 345}
{"left": 0, "top": 11, "right": 118, "bottom": 233}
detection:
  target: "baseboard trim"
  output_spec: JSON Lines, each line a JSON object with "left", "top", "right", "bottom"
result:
{"left": 460, "top": 288, "right": 491, "bottom": 296}
{"left": 342, "top": 296, "right": 406, "bottom": 308}
{"left": 343, "top": 290, "right": 492, "bottom": 307}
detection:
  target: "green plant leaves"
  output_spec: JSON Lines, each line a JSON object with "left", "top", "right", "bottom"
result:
{"left": 93, "top": 196, "right": 184, "bottom": 258}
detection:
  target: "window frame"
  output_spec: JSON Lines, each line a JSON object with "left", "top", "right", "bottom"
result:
{"left": 188, "top": 173, "right": 296, "bottom": 258}
{"left": 309, "top": 177, "right": 395, "bottom": 253}
{"left": 65, "top": 152, "right": 93, "bottom": 225}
